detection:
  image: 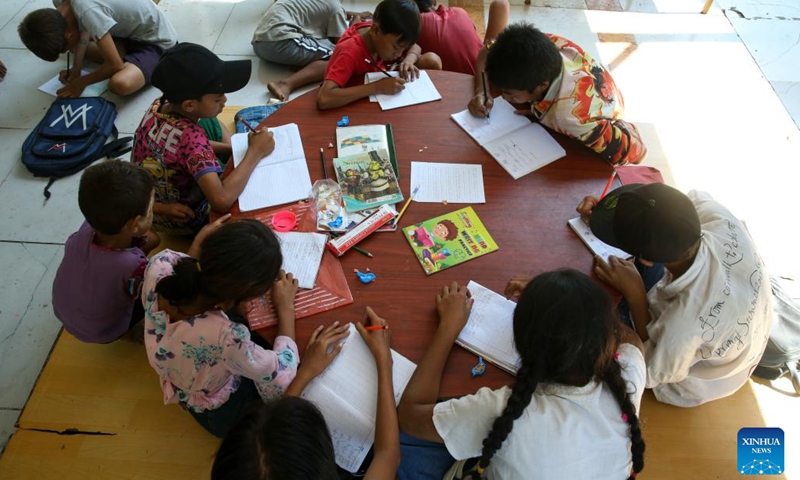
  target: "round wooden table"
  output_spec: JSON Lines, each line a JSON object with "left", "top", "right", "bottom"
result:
{"left": 232, "top": 70, "right": 614, "bottom": 397}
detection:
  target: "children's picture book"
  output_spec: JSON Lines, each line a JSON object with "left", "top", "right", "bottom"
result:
{"left": 336, "top": 124, "right": 397, "bottom": 163}
{"left": 457, "top": 281, "right": 521, "bottom": 374}
{"left": 301, "top": 323, "right": 417, "bottom": 473}
{"left": 333, "top": 148, "right": 403, "bottom": 212}
{"left": 402, "top": 207, "right": 498, "bottom": 275}
{"left": 451, "top": 97, "right": 566, "bottom": 180}
{"left": 567, "top": 217, "right": 632, "bottom": 261}
{"left": 364, "top": 70, "right": 442, "bottom": 110}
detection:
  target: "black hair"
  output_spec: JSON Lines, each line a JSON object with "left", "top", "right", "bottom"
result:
{"left": 412, "top": 0, "right": 435, "bottom": 12}
{"left": 485, "top": 22, "right": 562, "bottom": 93}
{"left": 18, "top": 9, "right": 67, "bottom": 62}
{"left": 373, "top": 0, "right": 421, "bottom": 45}
{"left": 467, "top": 269, "right": 645, "bottom": 479}
{"left": 78, "top": 160, "right": 155, "bottom": 235}
{"left": 155, "top": 220, "right": 283, "bottom": 306}
{"left": 212, "top": 397, "right": 339, "bottom": 480}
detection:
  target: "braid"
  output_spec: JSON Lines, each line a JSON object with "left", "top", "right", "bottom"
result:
{"left": 603, "top": 358, "right": 645, "bottom": 479}
{"left": 465, "top": 365, "right": 539, "bottom": 479}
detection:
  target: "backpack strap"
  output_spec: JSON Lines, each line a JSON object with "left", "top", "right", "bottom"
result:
{"left": 101, "top": 126, "right": 133, "bottom": 158}
{"left": 43, "top": 177, "right": 57, "bottom": 201}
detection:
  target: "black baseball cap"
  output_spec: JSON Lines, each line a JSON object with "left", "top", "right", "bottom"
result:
{"left": 589, "top": 183, "right": 702, "bottom": 263}
{"left": 151, "top": 43, "right": 251, "bottom": 102}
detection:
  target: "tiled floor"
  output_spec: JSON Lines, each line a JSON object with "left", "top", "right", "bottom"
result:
{"left": 0, "top": 0, "right": 798, "bottom": 468}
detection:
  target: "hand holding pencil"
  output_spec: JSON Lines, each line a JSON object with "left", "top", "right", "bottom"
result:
{"left": 357, "top": 307, "right": 392, "bottom": 363}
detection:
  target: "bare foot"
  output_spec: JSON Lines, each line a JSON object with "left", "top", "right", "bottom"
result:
{"left": 267, "top": 80, "right": 291, "bottom": 102}
{"left": 0, "top": 59, "right": 6, "bottom": 82}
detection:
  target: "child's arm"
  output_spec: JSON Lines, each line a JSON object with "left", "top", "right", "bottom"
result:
{"left": 396, "top": 45, "right": 422, "bottom": 81}
{"left": 272, "top": 270, "right": 298, "bottom": 340}
{"left": 59, "top": 31, "right": 90, "bottom": 84}
{"left": 316, "top": 78, "right": 405, "bottom": 110}
{"left": 186, "top": 214, "right": 231, "bottom": 258}
{"left": 196, "top": 129, "right": 275, "bottom": 213}
{"left": 398, "top": 282, "right": 472, "bottom": 442}
{"left": 57, "top": 33, "right": 124, "bottom": 98}
{"left": 153, "top": 201, "right": 196, "bottom": 224}
{"left": 285, "top": 322, "right": 351, "bottom": 396}
{"left": 358, "top": 308, "right": 401, "bottom": 480}
{"left": 594, "top": 256, "right": 652, "bottom": 342}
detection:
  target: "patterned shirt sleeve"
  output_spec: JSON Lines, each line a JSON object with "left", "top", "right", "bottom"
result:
{"left": 179, "top": 124, "right": 223, "bottom": 180}
{"left": 221, "top": 324, "right": 299, "bottom": 401}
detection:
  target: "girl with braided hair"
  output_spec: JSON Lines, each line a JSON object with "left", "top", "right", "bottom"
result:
{"left": 397, "top": 271, "right": 646, "bottom": 480}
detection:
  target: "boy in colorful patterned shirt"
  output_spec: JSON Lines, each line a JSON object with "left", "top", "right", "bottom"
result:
{"left": 469, "top": 23, "right": 647, "bottom": 166}
{"left": 132, "top": 43, "right": 275, "bottom": 236}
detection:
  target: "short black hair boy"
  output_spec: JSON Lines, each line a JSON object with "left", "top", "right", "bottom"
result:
{"left": 79, "top": 160, "right": 155, "bottom": 235}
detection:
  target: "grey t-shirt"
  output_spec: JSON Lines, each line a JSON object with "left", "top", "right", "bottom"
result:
{"left": 252, "top": 0, "right": 347, "bottom": 43}
{"left": 53, "top": 0, "right": 177, "bottom": 48}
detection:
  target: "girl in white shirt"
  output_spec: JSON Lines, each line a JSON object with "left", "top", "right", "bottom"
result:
{"left": 398, "top": 269, "right": 647, "bottom": 480}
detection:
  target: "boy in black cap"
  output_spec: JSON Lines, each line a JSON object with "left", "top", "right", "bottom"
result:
{"left": 132, "top": 43, "right": 275, "bottom": 236}
{"left": 576, "top": 183, "right": 773, "bottom": 406}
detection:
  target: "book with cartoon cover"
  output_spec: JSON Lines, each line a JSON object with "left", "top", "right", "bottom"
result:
{"left": 402, "top": 207, "right": 498, "bottom": 275}
{"left": 333, "top": 148, "right": 403, "bottom": 212}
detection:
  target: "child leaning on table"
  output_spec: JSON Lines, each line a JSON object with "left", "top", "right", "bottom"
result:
{"left": 18, "top": 0, "right": 177, "bottom": 97}
{"left": 52, "top": 160, "right": 161, "bottom": 344}
{"left": 132, "top": 43, "right": 275, "bottom": 236}
{"left": 397, "top": 272, "right": 646, "bottom": 480}
{"left": 211, "top": 308, "right": 399, "bottom": 480}
{"left": 316, "top": 0, "right": 442, "bottom": 110}
{"left": 144, "top": 218, "right": 301, "bottom": 438}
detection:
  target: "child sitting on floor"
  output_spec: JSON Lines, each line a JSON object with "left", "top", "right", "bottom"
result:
{"left": 397, "top": 273, "right": 646, "bottom": 480}
{"left": 316, "top": 0, "right": 442, "bottom": 110}
{"left": 412, "top": 0, "right": 508, "bottom": 76}
{"left": 211, "top": 308, "right": 399, "bottom": 480}
{"left": 132, "top": 43, "right": 275, "bottom": 236}
{"left": 52, "top": 160, "right": 160, "bottom": 344}
{"left": 144, "top": 218, "right": 300, "bottom": 438}
{"left": 18, "top": 0, "right": 177, "bottom": 97}
{"left": 469, "top": 23, "right": 647, "bottom": 166}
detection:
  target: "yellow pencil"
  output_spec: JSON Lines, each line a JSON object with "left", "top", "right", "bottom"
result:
{"left": 393, "top": 184, "right": 420, "bottom": 227}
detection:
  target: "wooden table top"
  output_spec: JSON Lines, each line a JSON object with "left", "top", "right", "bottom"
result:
{"left": 232, "top": 70, "right": 614, "bottom": 397}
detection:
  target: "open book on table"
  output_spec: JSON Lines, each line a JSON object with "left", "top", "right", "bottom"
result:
{"left": 231, "top": 123, "right": 312, "bottom": 212}
{"left": 301, "top": 323, "right": 417, "bottom": 473}
{"left": 457, "top": 281, "right": 520, "bottom": 374}
{"left": 451, "top": 97, "right": 566, "bottom": 179}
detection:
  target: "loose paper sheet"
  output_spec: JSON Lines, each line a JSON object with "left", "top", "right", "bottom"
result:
{"left": 274, "top": 231, "right": 327, "bottom": 289}
{"left": 39, "top": 70, "right": 109, "bottom": 97}
{"left": 410, "top": 162, "right": 485, "bottom": 203}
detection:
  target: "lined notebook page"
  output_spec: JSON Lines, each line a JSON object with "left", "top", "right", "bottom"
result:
{"left": 457, "top": 281, "right": 520, "bottom": 374}
{"left": 365, "top": 70, "right": 442, "bottom": 110}
{"left": 567, "top": 217, "right": 632, "bottom": 261}
{"left": 274, "top": 231, "right": 327, "bottom": 289}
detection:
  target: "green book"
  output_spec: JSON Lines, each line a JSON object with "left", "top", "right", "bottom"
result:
{"left": 333, "top": 148, "right": 403, "bottom": 212}
{"left": 403, "top": 207, "right": 499, "bottom": 275}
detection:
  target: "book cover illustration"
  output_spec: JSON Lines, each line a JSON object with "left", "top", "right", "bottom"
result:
{"left": 402, "top": 207, "right": 498, "bottom": 275}
{"left": 333, "top": 148, "right": 403, "bottom": 212}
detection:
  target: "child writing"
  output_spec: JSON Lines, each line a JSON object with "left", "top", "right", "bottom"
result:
{"left": 132, "top": 43, "right": 275, "bottom": 236}
{"left": 469, "top": 23, "right": 647, "bottom": 166}
{"left": 143, "top": 218, "right": 300, "bottom": 438}
{"left": 412, "top": 0, "right": 508, "bottom": 76}
{"left": 397, "top": 273, "right": 646, "bottom": 480}
{"left": 52, "top": 160, "right": 160, "bottom": 344}
{"left": 316, "top": 0, "right": 442, "bottom": 110}
{"left": 18, "top": 0, "right": 178, "bottom": 97}
{"left": 211, "top": 307, "right": 400, "bottom": 480}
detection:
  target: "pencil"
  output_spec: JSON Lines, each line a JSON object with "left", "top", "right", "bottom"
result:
{"left": 481, "top": 71, "right": 490, "bottom": 121}
{"left": 67, "top": 51, "right": 70, "bottom": 74}
{"left": 364, "top": 57, "right": 393, "bottom": 78}
{"left": 319, "top": 147, "right": 328, "bottom": 179}
{"left": 392, "top": 184, "right": 420, "bottom": 227}
{"left": 364, "top": 325, "right": 389, "bottom": 331}
{"left": 329, "top": 232, "right": 373, "bottom": 257}
{"left": 600, "top": 171, "right": 617, "bottom": 199}
{"left": 236, "top": 115, "right": 258, "bottom": 134}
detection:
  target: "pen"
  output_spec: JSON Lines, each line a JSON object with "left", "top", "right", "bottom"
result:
{"left": 600, "top": 171, "right": 617, "bottom": 199}
{"left": 392, "top": 184, "right": 420, "bottom": 227}
{"left": 67, "top": 51, "right": 70, "bottom": 74}
{"left": 364, "top": 57, "right": 393, "bottom": 78}
{"left": 330, "top": 232, "right": 373, "bottom": 257}
{"left": 364, "top": 325, "right": 389, "bottom": 331}
{"left": 481, "top": 71, "right": 490, "bottom": 121}
{"left": 236, "top": 115, "right": 258, "bottom": 134}
{"left": 320, "top": 147, "right": 328, "bottom": 179}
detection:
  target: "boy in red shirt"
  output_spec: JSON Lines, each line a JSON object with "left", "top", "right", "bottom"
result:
{"left": 317, "top": 0, "right": 441, "bottom": 110}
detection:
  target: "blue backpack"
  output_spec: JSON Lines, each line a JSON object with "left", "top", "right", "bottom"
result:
{"left": 21, "top": 97, "right": 132, "bottom": 200}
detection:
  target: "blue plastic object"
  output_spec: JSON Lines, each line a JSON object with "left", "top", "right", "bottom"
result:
{"left": 471, "top": 356, "right": 486, "bottom": 377}
{"left": 354, "top": 269, "right": 376, "bottom": 284}
{"left": 337, "top": 115, "right": 350, "bottom": 127}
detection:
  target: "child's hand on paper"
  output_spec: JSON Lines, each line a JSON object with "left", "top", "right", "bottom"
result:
{"left": 594, "top": 255, "right": 644, "bottom": 299}
{"left": 576, "top": 195, "right": 600, "bottom": 224}
{"left": 56, "top": 79, "right": 87, "bottom": 98}
{"left": 357, "top": 307, "right": 392, "bottom": 365}
{"left": 468, "top": 92, "right": 493, "bottom": 118}
{"left": 396, "top": 60, "right": 419, "bottom": 82}
{"left": 375, "top": 77, "right": 406, "bottom": 95}
{"left": 503, "top": 277, "right": 530, "bottom": 301}
{"left": 247, "top": 128, "right": 275, "bottom": 158}
{"left": 271, "top": 270, "right": 299, "bottom": 315}
{"left": 301, "top": 321, "right": 351, "bottom": 379}
{"left": 436, "top": 282, "right": 472, "bottom": 338}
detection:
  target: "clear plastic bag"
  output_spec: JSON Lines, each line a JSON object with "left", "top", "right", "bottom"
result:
{"left": 311, "top": 179, "right": 343, "bottom": 229}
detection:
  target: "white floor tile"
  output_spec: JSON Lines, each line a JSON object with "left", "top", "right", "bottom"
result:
{"left": 0, "top": 129, "right": 33, "bottom": 186}
{"left": 0, "top": 48, "right": 66, "bottom": 130}
{"left": 727, "top": 17, "right": 800, "bottom": 82}
{"left": 772, "top": 80, "right": 800, "bottom": 129}
{"left": 0, "top": 242, "right": 63, "bottom": 409}
{"left": 717, "top": 0, "right": 800, "bottom": 19}
{"left": 159, "top": 0, "right": 234, "bottom": 50}
{"left": 213, "top": 0, "right": 266, "bottom": 56}
{"left": 0, "top": 161, "right": 83, "bottom": 243}
{"left": 505, "top": 6, "right": 602, "bottom": 61}
{"left": 0, "top": 409, "right": 21, "bottom": 452}
{"left": 0, "top": 0, "right": 54, "bottom": 49}
{"left": 0, "top": 0, "right": 31, "bottom": 34}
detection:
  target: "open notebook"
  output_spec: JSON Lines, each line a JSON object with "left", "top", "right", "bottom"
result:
{"left": 301, "top": 323, "right": 417, "bottom": 472}
{"left": 364, "top": 70, "right": 442, "bottom": 110}
{"left": 567, "top": 217, "right": 632, "bottom": 261}
{"left": 231, "top": 123, "right": 312, "bottom": 211}
{"left": 451, "top": 98, "right": 566, "bottom": 179}
{"left": 457, "top": 281, "right": 520, "bottom": 374}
